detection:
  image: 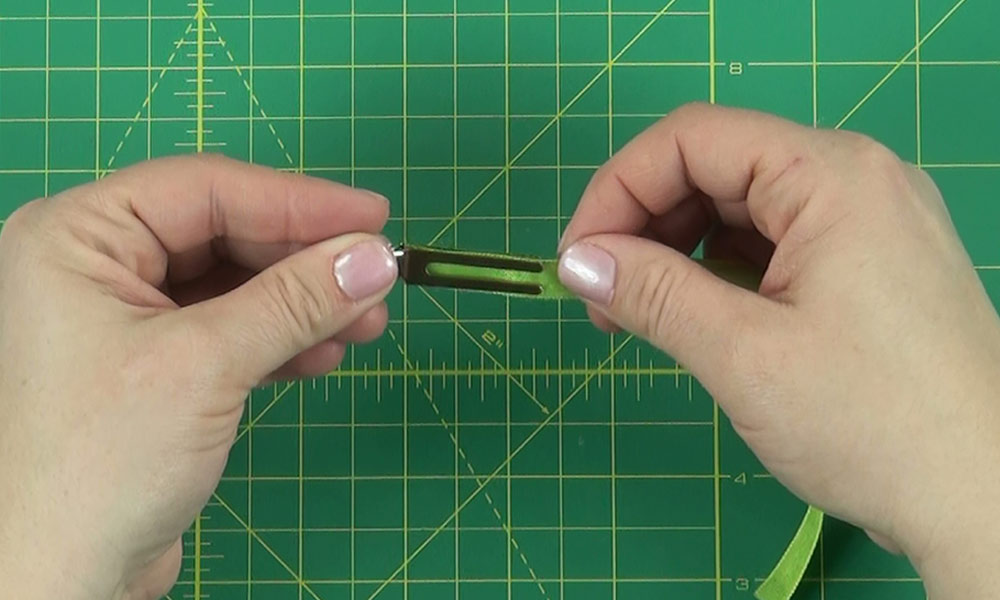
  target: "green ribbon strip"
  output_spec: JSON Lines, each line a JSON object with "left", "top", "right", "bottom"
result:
{"left": 755, "top": 507, "right": 825, "bottom": 600}
{"left": 425, "top": 260, "right": 576, "bottom": 300}
{"left": 425, "top": 257, "right": 762, "bottom": 299}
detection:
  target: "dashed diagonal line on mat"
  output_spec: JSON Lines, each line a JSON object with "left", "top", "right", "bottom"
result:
{"left": 100, "top": 20, "right": 195, "bottom": 175}
{"left": 205, "top": 17, "right": 296, "bottom": 166}
{"left": 366, "top": 334, "right": 635, "bottom": 600}
{"left": 385, "top": 328, "right": 551, "bottom": 599}
{"left": 417, "top": 287, "right": 551, "bottom": 415}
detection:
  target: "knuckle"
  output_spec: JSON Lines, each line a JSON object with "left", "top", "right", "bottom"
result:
{"left": 191, "top": 151, "right": 229, "bottom": 168}
{"left": 0, "top": 199, "right": 48, "bottom": 251}
{"left": 1, "top": 201, "right": 35, "bottom": 235}
{"left": 671, "top": 101, "right": 712, "bottom": 121}
{"left": 165, "top": 152, "right": 231, "bottom": 179}
{"left": 660, "top": 102, "right": 714, "bottom": 133}
{"left": 914, "top": 166, "right": 937, "bottom": 190}
{"left": 859, "top": 140, "right": 901, "bottom": 173}
{"left": 909, "top": 165, "right": 942, "bottom": 199}
{"left": 831, "top": 133, "right": 915, "bottom": 207}
{"left": 836, "top": 129, "right": 877, "bottom": 150}
{"left": 749, "top": 152, "right": 818, "bottom": 240}
{"left": 264, "top": 268, "right": 332, "bottom": 339}
{"left": 586, "top": 165, "right": 619, "bottom": 198}
{"left": 841, "top": 132, "right": 903, "bottom": 174}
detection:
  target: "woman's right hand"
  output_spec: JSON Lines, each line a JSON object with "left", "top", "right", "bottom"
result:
{"left": 557, "top": 103, "right": 1000, "bottom": 598}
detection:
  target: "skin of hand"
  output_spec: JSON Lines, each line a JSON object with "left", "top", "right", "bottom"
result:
{"left": 0, "top": 155, "right": 399, "bottom": 599}
{"left": 557, "top": 103, "right": 1000, "bottom": 599}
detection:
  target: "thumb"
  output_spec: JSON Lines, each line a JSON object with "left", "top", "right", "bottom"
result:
{"left": 557, "top": 234, "right": 775, "bottom": 382}
{"left": 181, "top": 233, "right": 397, "bottom": 386}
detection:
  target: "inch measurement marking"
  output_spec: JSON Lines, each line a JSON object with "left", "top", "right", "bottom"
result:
{"left": 195, "top": 1, "right": 206, "bottom": 152}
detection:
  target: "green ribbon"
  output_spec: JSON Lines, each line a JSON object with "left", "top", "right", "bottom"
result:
{"left": 755, "top": 506, "right": 824, "bottom": 600}
{"left": 425, "top": 257, "right": 762, "bottom": 299}
{"left": 425, "top": 260, "right": 576, "bottom": 300}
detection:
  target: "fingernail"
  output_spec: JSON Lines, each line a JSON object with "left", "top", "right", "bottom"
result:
{"left": 362, "top": 189, "right": 389, "bottom": 205}
{"left": 558, "top": 243, "right": 616, "bottom": 305}
{"left": 334, "top": 239, "right": 398, "bottom": 301}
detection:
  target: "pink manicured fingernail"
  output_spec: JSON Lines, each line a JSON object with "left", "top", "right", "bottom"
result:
{"left": 334, "top": 240, "right": 398, "bottom": 300}
{"left": 558, "top": 243, "right": 617, "bottom": 305}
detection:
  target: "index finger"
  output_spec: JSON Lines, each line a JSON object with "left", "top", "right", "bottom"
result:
{"left": 90, "top": 154, "right": 390, "bottom": 286}
{"left": 105, "top": 154, "right": 389, "bottom": 255}
{"left": 559, "top": 103, "right": 836, "bottom": 251}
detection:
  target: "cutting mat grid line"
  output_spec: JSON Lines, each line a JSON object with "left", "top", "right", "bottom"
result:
{"left": 810, "top": 2, "right": 823, "bottom": 598}
{"left": 1, "top": 1, "right": 998, "bottom": 599}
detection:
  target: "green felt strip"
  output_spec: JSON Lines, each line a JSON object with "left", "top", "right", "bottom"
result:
{"left": 425, "top": 260, "right": 576, "bottom": 299}
{"left": 424, "top": 257, "right": 761, "bottom": 299}
{"left": 755, "top": 507, "right": 825, "bottom": 600}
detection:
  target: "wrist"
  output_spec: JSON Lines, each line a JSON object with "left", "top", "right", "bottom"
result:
{"left": 0, "top": 504, "right": 124, "bottom": 600}
{"left": 897, "top": 449, "right": 1000, "bottom": 598}
{"left": 909, "top": 510, "right": 1000, "bottom": 600}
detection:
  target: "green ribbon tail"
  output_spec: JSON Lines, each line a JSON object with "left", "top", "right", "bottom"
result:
{"left": 755, "top": 506, "right": 824, "bottom": 600}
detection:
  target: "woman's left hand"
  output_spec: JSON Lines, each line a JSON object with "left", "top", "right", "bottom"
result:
{"left": 0, "top": 155, "right": 399, "bottom": 599}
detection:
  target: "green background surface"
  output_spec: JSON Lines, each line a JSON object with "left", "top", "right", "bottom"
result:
{"left": 2, "top": 0, "right": 999, "bottom": 598}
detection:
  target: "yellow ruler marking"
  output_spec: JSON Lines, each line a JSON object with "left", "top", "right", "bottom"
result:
{"left": 196, "top": 0, "right": 206, "bottom": 153}
{"left": 95, "top": 0, "right": 101, "bottom": 180}
{"left": 194, "top": 515, "right": 203, "bottom": 600}
{"left": 812, "top": 0, "right": 818, "bottom": 127}
{"left": 708, "top": 0, "right": 716, "bottom": 104}
{"left": 915, "top": 0, "right": 923, "bottom": 169}
{"left": 418, "top": 288, "right": 551, "bottom": 414}
{"left": 204, "top": 19, "right": 295, "bottom": 166}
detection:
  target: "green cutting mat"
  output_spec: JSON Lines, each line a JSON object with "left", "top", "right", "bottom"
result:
{"left": 2, "top": 1, "right": 999, "bottom": 598}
